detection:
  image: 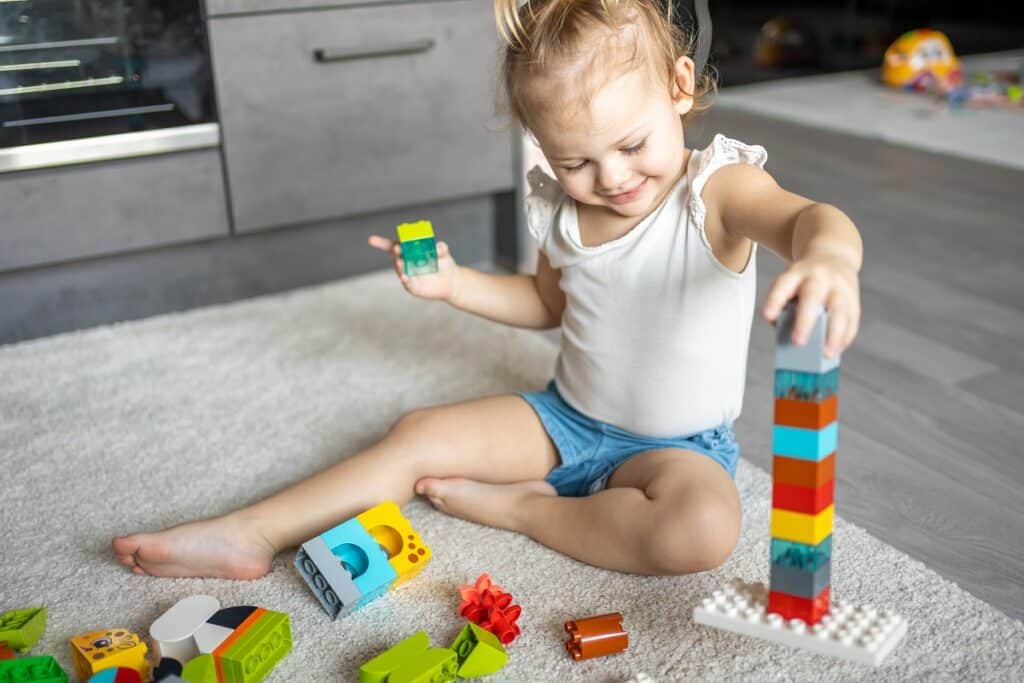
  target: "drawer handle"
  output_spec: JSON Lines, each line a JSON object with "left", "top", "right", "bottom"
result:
{"left": 313, "top": 39, "right": 435, "bottom": 64}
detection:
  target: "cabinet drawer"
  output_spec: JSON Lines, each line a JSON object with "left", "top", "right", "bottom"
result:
{"left": 209, "top": 1, "right": 513, "bottom": 233}
{"left": 0, "top": 149, "right": 230, "bottom": 271}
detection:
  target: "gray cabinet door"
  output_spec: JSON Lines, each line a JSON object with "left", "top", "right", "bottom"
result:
{"left": 209, "top": 0, "right": 513, "bottom": 233}
{"left": 0, "top": 149, "right": 229, "bottom": 271}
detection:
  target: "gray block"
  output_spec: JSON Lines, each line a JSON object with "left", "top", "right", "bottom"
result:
{"left": 775, "top": 303, "right": 840, "bottom": 374}
{"left": 295, "top": 537, "right": 363, "bottom": 620}
{"left": 770, "top": 560, "right": 831, "bottom": 600}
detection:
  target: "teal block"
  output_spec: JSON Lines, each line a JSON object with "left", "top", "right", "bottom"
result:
{"left": 774, "top": 368, "right": 840, "bottom": 401}
{"left": 773, "top": 423, "right": 837, "bottom": 461}
{"left": 400, "top": 238, "right": 438, "bottom": 276}
{"left": 320, "top": 518, "right": 398, "bottom": 609}
{"left": 771, "top": 535, "right": 832, "bottom": 572}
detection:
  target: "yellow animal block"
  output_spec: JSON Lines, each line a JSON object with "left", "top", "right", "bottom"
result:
{"left": 396, "top": 220, "right": 434, "bottom": 243}
{"left": 70, "top": 628, "right": 149, "bottom": 681}
{"left": 357, "top": 501, "right": 432, "bottom": 586}
{"left": 771, "top": 505, "right": 834, "bottom": 546}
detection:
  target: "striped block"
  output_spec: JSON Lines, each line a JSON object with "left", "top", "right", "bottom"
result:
{"left": 773, "top": 453, "right": 835, "bottom": 488}
{"left": 771, "top": 536, "right": 832, "bottom": 572}
{"left": 773, "top": 423, "right": 838, "bottom": 461}
{"left": 772, "top": 480, "right": 834, "bottom": 514}
{"left": 771, "top": 505, "right": 834, "bottom": 545}
{"left": 774, "top": 395, "right": 838, "bottom": 429}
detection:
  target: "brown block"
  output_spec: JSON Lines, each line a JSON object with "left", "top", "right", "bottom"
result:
{"left": 564, "top": 613, "right": 628, "bottom": 661}
{"left": 773, "top": 453, "right": 835, "bottom": 488}
{"left": 774, "top": 395, "right": 838, "bottom": 430}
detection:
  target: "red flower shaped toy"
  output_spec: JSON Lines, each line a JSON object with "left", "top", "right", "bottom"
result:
{"left": 458, "top": 573, "right": 522, "bottom": 644}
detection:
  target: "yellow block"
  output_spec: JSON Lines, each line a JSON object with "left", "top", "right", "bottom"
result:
{"left": 771, "top": 504, "right": 834, "bottom": 545}
{"left": 70, "top": 629, "right": 149, "bottom": 682}
{"left": 396, "top": 220, "right": 434, "bottom": 243}
{"left": 357, "top": 501, "right": 432, "bottom": 586}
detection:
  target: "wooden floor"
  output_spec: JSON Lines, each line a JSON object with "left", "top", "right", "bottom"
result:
{"left": 535, "top": 108, "right": 1024, "bottom": 622}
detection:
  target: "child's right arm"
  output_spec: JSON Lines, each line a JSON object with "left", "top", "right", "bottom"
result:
{"left": 368, "top": 235, "right": 564, "bottom": 330}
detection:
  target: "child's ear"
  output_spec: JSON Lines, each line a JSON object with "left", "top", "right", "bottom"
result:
{"left": 671, "top": 55, "right": 696, "bottom": 116}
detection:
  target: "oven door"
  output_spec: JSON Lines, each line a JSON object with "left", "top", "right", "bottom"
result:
{"left": 0, "top": 0, "right": 217, "bottom": 171}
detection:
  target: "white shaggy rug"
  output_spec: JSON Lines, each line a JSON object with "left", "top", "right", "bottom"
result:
{"left": 2, "top": 269, "right": 1022, "bottom": 682}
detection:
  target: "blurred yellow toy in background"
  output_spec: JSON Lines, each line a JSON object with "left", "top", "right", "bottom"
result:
{"left": 882, "top": 29, "right": 962, "bottom": 92}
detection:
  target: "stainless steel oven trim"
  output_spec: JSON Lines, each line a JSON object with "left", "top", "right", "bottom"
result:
{"left": 0, "top": 123, "right": 220, "bottom": 173}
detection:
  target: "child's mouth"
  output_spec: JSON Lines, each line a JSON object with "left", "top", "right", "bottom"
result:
{"left": 606, "top": 178, "right": 647, "bottom": 205}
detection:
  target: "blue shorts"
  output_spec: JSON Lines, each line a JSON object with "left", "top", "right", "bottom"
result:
{"left": 518, "top": 381, "right": 740, "bottom": 497}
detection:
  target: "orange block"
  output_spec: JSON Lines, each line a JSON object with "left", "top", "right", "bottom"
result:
{"left": 774, "top": 395, "right": 838, "bottom": 429}
{"left": 773, "top": 453, "right": 835, "bottom": 489}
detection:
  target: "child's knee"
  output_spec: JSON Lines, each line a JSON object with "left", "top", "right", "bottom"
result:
{"left": 645, "top": 497, "right": 740, "bottom": 575}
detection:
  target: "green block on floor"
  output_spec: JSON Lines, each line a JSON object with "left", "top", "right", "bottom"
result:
{"left": 451, "top": 622, "right": 507, "bottom": 678}
{"left": 0, "top": 607, "right": 46, "bottom": 652}
{"left": 0, "top": 655, "right": 67, "bottom": 683}
{"left": 181, "top": 653, "right": 217, "bottom": 683}
{"left": 360, "top": 631, "right": 430, "bottom": 683}
{"left": 219, "top": 610, "right": 291, "bottom": 683}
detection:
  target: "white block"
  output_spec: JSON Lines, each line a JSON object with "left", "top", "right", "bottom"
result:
{"left": 693, "top": 579, "right": 906, "bottom": 666}
{"left": 150, "top": 595, "right": 221, "bottom": 664}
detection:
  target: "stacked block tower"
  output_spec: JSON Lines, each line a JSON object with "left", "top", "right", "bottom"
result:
{"left": 768, "top": 303, "right": 838, "bottom": 624}
{"left": 693, "top": 304, "right": 907, "bottom": 665}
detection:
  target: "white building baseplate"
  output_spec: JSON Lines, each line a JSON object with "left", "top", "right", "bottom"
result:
{"left": 693, "top": 578, "right": 907, "bottom": 666}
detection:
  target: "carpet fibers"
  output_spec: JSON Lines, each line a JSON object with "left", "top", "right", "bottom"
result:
{"left": 2, "top": 270, "right": 1022, "bottom": 682}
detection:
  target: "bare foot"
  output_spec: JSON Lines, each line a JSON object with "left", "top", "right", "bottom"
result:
{"left": 415, "top": 477, "right": 556, "bottom": 532}
{"left": 111, "top": 514, "right": 276, "bottom": 579}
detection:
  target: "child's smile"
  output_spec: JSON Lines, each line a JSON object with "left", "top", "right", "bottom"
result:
{"left": 529, "top": 60, "right": 694, "bottom": 222}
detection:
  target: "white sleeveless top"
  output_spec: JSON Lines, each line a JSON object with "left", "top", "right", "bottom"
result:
{"left": 526, "top": 134, "right": 767, "bottom": 437}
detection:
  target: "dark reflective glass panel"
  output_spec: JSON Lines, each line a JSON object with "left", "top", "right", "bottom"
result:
{"left": 0, "top": 0, "right": 214, "bottom": 148}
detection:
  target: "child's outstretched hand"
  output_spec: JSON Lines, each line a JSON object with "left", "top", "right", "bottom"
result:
{"left": 762, "top": 253, "right": 861, "bottom": 359}
{"left": 368, "top": 234, "right": 459, "bottom": 302}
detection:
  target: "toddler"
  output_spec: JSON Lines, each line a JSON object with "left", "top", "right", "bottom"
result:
{"left": 113, "top": 0, "right": 861, "bottom": 579}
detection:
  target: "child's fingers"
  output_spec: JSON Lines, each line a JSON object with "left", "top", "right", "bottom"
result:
{"left": 763, "top": 271, "right": 802, "bottom": 323}
{"left": 437, "top": 241, "right": 451, "bottom": 258}
{"left": 368, "top": 234, "right": 395, "bottom": 252}
{"left": 792, "top": 280, "right": 828, "bottom": 345}
{"left": 824, "top": 308, "right": 848, "bottom": 358}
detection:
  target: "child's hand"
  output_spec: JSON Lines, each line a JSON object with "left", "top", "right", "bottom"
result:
{"left": 762, "top": 253, "right": 861, "bottom": 358}
{"left": 367, "top": 234, "right": 459, "bottom": 302}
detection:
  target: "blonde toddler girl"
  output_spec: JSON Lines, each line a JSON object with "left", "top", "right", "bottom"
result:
{"left": 113, "top": 0, "right": 862, "bottom": 579}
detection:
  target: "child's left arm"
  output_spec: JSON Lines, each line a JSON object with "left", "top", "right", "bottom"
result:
{"left": 704, "top": 163, "right": 863, "bottom": 358}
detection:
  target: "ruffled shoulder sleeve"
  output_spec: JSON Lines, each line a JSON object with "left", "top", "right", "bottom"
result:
{"left": 689, "top": 134, "right": 768, "bottom": 249}
{"left": 523, "top": 164, "right": 565, "bottom": 247}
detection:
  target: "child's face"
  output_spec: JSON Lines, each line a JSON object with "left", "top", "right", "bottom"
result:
{"left": 530, "top": 59, "right": 693, "bottom": 220}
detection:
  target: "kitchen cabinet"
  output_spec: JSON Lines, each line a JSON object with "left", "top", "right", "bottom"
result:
{"left": 208, "top": 0, "right": 512, "bottom": 232}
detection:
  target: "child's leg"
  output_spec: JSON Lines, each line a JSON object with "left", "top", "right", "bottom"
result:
{"left": 419, "top": 448, "right": 740, "bottom": 574}
{"left": 112, "top": 394, "right": 558, "bottom": 579}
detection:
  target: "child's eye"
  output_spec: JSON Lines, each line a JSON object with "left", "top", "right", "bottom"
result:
{"left": 563, "top": 162, "right": 587, "bottom": 174}
{"left": 623, "top": 140, "right": 647, "bottom": 155}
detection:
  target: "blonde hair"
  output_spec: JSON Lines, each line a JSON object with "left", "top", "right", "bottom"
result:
{"left": 494, "top": 0, "right": 716, "bottom": 128}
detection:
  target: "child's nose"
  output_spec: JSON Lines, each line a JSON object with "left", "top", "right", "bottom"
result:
{"left": 598, "top": 163, "right": 631, "bottom": 192}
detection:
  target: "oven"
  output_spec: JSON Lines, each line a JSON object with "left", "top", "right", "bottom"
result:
{"left": 0, "top": 0, "right": 217, "bottom": 172}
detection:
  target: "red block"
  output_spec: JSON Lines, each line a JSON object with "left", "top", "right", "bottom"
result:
{"left": 772, "top": 479, "right": 835, "bottom": 514}
{"left": 0, "top": 644, "right": 15, "bottom": 660}
{"left": 768, "top": 586, "right": 831, "bottom": 625}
